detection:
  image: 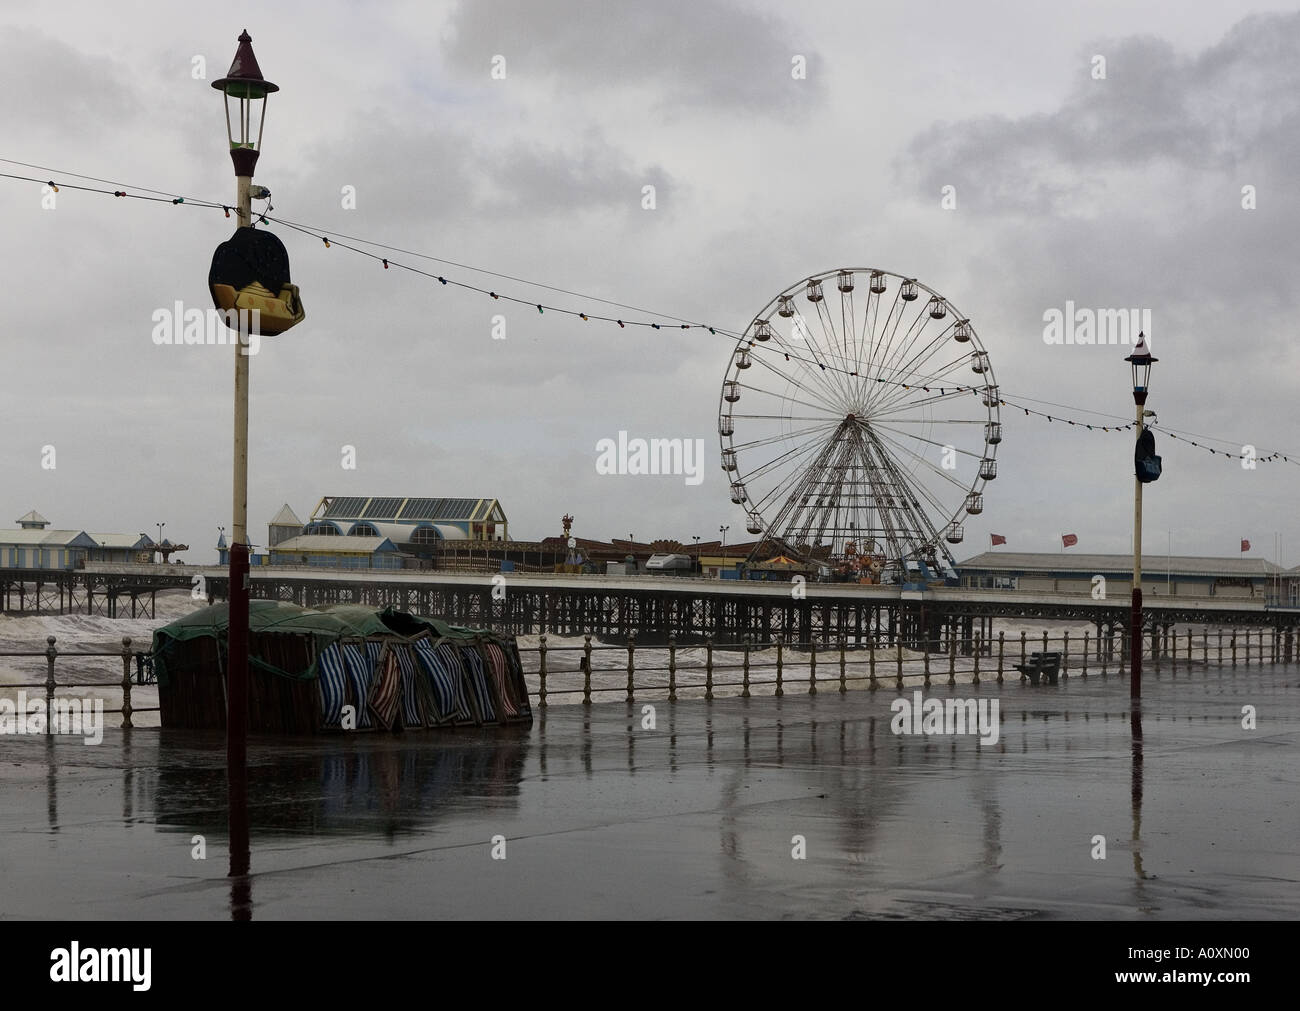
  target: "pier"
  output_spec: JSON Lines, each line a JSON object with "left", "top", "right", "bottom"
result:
{"left": 4, "top": 563, "right": 1298, "bottom": 653}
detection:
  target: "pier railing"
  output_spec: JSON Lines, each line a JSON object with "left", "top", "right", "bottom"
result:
{"left": 0, "top": 636, "right": 153, "bottom": 730}
{"left": 518, "top": 626, "right": 1295, "bottom": 705}
{"left": 1, "top": 625, "right": 1291, "bottom": 727}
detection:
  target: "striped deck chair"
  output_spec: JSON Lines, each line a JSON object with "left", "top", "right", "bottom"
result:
{"left": 460, "top": 642, "right": 498, "bottom": 724}
{"left": 412, "top": 637, "right": 473, "bottom": 725}
{"left": 405, "top": 635, "right": 443, "bottom": 728}
{"left": 503, "top": 641, "right": 533, "bottom": 718}
{"left": 392, "top": 642, "right": 426, "bottom": 729}
{"left": 483, "top": 641, "right": 523, "bottom": 719}
{"left": 317, "top": 642, "right": 349, "bottom": 729}
{"left": 367, "top": 645, "right": 403, "bottom": 730}
{"left": 340, "top": 641, "right": 374, "bottom": 730}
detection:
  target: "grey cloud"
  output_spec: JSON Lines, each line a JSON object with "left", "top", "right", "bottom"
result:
{"left": 1, "top": 27, "right": 138, "bottom": 139}
{"left": 288, "top": 113, "right": 675, "bottom": 228}
{"left": 441, "top": 0, "right": 825, "bottom": 113}
{"left": 901, "top": 13, "right": 1300, "bottom": 215}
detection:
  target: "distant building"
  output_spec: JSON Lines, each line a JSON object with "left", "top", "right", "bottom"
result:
{"left": 306, "top": 495, "right": 507, "bottom": 546}
{"left": 268, "top": 534, "right": 403, "bottom": 570}
{"left": 1, "top": 511, "right": 154, "bottom": 569}
{"left": 267, "top": 503, "right": 303, "bottom": 548}
{"left": 957, "top": 551, "right": 1283, "bottom": 599}
{"left": 257, "top": 496, "right": 507, "bottom": 569}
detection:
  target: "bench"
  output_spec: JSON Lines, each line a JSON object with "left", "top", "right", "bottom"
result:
{"left": 1013, "top": 651, "right": 1062, "bottom": 686}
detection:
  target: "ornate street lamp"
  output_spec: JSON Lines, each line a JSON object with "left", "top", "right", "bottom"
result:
{"left": 212, "top": 28, "right": 279, "bottom": 886}
{"left": 1125, "top": 334, "right": 1158, "bottom": 701}
{"left": 212, "top": 30, "right": 278, "bottom": 180}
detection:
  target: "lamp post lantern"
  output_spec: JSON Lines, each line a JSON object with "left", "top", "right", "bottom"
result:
{"left": 213, "top": 28, "right": 278, "bottom": 880}
{"left": 1125, "top": 334, "right": 1157, "bottom": 701}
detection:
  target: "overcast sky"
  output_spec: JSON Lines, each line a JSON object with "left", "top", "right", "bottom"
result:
{"left": 2, "top": 0, "right": 1298, "bottom": 565}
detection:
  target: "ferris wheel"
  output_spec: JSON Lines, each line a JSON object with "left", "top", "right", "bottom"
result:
{"left": 718, "top": 267, "right": 1001, "bottom": 573}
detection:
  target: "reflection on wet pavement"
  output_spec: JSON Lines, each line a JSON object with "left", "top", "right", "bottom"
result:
{"left": 0, "top": 666, "right": 1295, "bottom": 920}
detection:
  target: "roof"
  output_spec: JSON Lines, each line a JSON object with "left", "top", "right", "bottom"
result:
{"left": 0, "top": 529, "right": 99, "bottom": 548}
{"left": 313, "top": 496, "right": 504, "bottom": 523}
{"left": 270, "top": 534, "right": 399, "bottom": 554}
{"left": 15, "top": 509, "right": 48, "bottom": 526}
{"left": 341, "top": 520, "right": 465, "bottom": 543}
{"left": 90, "top": 533, "right": 152, "bottom": 549}
{"left": 750, "top": 555, "right": 809, "bottom": 569}
{"left": 959, "top": 551, "right": 1284, "bottom": 578}
{"left": 269, "top": 503, "right": 302, "bottom": 527}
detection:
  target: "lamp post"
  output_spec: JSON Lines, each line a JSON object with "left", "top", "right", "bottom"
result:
{"left": 1125, "top": 335, "right": 1157, "bottom": 701}
{"left": 720, "top": 524, "right": 729, "bottom": 563}
{"left": 213, "top": 29, "right": 278, "bottom": 881}
{"left": 156, "top": 522, "right": 165, "bottom": 555}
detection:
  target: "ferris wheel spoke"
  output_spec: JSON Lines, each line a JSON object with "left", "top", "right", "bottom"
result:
{"left": 744, "top": 422, "right": 845, "bottom": 488}
{"left": 872, "top": 426, "right": 977, "bottom": 495}
{"left": 870, "top": 324, "right": 955, "bottom": 414}
{"left": 866, "top": 430, "right": 952, "bottom": 556}
{"left": 731, "top": 413, "right": 844, "bottom": 423}
{"left": 872, "top": 421, "right": 986, "bottom": 461}
{"left": 869, "top": 363, "right": 981, "bottom": 412}
{"left": 863, "top": 345, "right": 978, "bottom": 399}
{"left": 873, "top": 300, "right": 935, "bottom": 384}
{"left": 810, "top": 299, "right": 858, "bottom": 407}
{"left": 840, "top": 289, "right": 856, "bottom": 368}
{"left": 748, "top": 433, "right": 849, "bottom": 522}
{"left": 863, "top": 290, "right": 919, "bottom": 392}
{"left": 732, "top": 380, "right": 848, "bottom": 418}
{"left": 767, "top": 336, "right": 854, "bottom": 409}
{"left": 877, "top": 337, "right": 986, "bottom": 413}
{"left": 869, "top": 385, "right": 972, "bottom": 422}
{"left": 869, "top": 388, "right": 974, "bottom": 421}
{"left": 730, "top": 379, "right": 850, "bottom": 419}
{"left": 762, "top": 300, "right": 855, "bottom": 405}
{"left": 879, "top": 417, "right": 985, "bottom": 424}
{"left": 744, "top": 333, "right": 849, "bottom": 410}
{"left": 729, "top": 419, "right": 842, "bottom": 454}
{"left": 759, "top": 434, "right": 852, "bottom": 543}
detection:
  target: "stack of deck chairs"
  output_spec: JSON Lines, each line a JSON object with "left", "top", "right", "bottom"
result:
{"left": 316, "top": 631, "right": 532, "bottom": 732}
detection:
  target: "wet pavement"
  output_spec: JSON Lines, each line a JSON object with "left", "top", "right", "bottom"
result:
{"left": 0, "top": 664, "right": 1296, "bottom": 919}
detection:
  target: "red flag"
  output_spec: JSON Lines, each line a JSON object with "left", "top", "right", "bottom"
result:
{"left": 1062, "top": 533, "right": 1078, "bottom": 547}
{"left": 1241, "top": 539, "right": 1250, "bottom": 552}
{"left": 990, "top": 534, "right": 1007, "bottom": 546}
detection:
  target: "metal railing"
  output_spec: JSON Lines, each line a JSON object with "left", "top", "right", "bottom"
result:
{"left": 0, "top": 636, "right": 155, "bottom": 730}
{"left": 519, "top": 625, "right": 1294, "bottom": 706}
{"left": 1, "top": 624, "right": 1290, "bottom": 728}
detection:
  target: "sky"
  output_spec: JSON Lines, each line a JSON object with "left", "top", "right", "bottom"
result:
{"left": 2, "top": 0, "right": 1298, "bottom": 565}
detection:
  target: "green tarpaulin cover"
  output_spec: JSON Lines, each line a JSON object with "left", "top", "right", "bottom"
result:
{"left": 151, "top": 600, "right": 487, "bottom": 686}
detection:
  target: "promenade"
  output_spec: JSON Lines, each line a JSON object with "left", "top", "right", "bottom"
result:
{"left": 0, "top": 664, "right": 1294, "bottom": 919}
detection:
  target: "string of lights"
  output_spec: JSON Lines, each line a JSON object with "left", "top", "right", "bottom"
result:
{"left": 3, "top": 160, "right": 1296, "bottom": 466}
